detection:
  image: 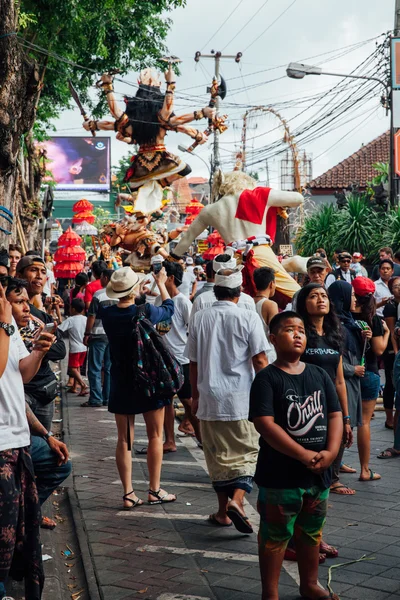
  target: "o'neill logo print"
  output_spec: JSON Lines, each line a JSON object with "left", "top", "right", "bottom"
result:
{"left": 286, "top": 389, "right": 324, "bottom": 437}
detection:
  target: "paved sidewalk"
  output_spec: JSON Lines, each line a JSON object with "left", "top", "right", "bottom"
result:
{"left": 64, "top": 391, "right": 400, "bottom": 600}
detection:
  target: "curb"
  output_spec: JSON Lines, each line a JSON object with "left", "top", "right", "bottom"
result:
{"left": 63, "top": 387, "right": 102, "bottom": 600}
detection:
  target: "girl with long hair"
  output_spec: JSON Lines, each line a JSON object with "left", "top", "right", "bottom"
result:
{"left": 351, "top": 277, "right": 389, "bottom": 480}
{"left": 296, "top": 284, "right": 354, "bottom": 494}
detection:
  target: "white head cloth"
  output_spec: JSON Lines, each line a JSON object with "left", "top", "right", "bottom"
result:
{"left": 213, "top": 247, "right": 236, "bottom": 273}
{"left": 214, "top": 265, "right": 244, "bottom": 289}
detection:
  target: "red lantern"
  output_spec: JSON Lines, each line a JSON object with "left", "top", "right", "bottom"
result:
{"left": 54, "top": 246, "right": 86, "bottom": 262}
{"left": 73, "top": 199, "right": 94, "bottom": 213}
{"left": 54, "top": 261, "right": 84, "bottom": 279}
{"left": 58, "top": 227, "right": 82, "bottom": 247}
{"left": 185, "top": 200, "right": 204, "bottom": 215}
{"left": 72, "top": 210, "right": 95, "bottom": 224}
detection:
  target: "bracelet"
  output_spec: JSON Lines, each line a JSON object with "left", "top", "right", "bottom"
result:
{"left": 343, "top": 416, "right": 351, "bottom": 421}
{"left": 194, "top": 109, "right": 204, "bottom": 121}
{"left": 194, "top": 130, "right": 203, "bottom": 142}
{"left": 88, "top": 120, "right": 99, "bottom": 132}
{"left": 165, "top": 90, "right": 174, "bottom": 95}
{"left": 102, "top": 83, "right": 114, "bottom": 92}
{"left": 105, "top": 89, "right": 114, "bottom": 95}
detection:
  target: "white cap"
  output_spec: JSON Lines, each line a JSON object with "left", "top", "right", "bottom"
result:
{"left": 213, "top": 247, "right": 236, "bottom": 273}
{"left": 151, "top": 254, "right": 164, "bottom": 265}
{"left": 186, "top": 256, "right": 194, "bottom": 265}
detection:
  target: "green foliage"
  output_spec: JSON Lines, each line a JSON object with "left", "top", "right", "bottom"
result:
{"left": 248, "top": 170, "right": 260, "bottom": 181}
{"left": 92, "top": 206, "right": 111, "bottom": 231}
{"left": 112, "top": 151, "right": 137, "bottom": 191}
{"left": 295, "top": 195, "right": 400, "bottom": 261}
{"left": 334, "top": 195, "right": 378, "bottom": 256}
{"left": 294, "top": 204, "right": 338, "bottom": 257}
{"left": 371, "top": 162, "right": 389, "bottom": 185}
{"left": 17, "top": 0, "right": 186, "bottom": 128}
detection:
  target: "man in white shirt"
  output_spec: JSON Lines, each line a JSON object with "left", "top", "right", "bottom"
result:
{"left": 374, "top": 259, "right": 394, "bottom": 316}
{"left": 177, "top": 259, "right": 197, "bottom": 299}
{"left": 0, "top": 281, "right": 56, "bottom": 599}
{"left": 325, "top": 252, "right": 356, "bottom": 288}
{"left": 186, "top": 266, "right": 268, "bottom": 533}
{"left": 185, "top": 255, "right": 195, "bottom": 275}
{"left": 155, "top": 262, "right": 201, "bottom": 452}
{"left": 190, "top": 249, "right": 255, "bottom": 328}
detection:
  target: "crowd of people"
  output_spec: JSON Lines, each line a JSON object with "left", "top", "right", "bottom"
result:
{"left": 2, "top": 241, "right": 400, "bottom": 600}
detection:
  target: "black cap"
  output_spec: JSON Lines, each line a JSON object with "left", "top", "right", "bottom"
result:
{"left": 306, "top": 256, "right": 327, "bottom": 270}
{"left": 16, "top": 255, "right": 45, "bottom": 273}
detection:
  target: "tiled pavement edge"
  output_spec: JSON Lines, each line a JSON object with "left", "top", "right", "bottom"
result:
{"left": 64, "top": 389, "right": 400, "bottom": 600}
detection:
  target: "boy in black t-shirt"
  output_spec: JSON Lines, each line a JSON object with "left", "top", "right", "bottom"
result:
{"left": 249, "top": 311, "right": 342, "bottom": 600}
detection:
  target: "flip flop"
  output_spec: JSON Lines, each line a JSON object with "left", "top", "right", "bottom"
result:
{"left": 80, "top": 401, "right": 100, "bottom": 407}
{"left": 339, "top": 463, "right": 356, "bottom": 474}
{"left": 319, "top": 540, "right": 339, "bottom": 558}
{"left": 385, "top": 422, "right": 394, "bottom": 430}
{"left": 163, "top": 448, "right": 177, "bottom": 454}
{"left": 377, "top": 447, "right": 400, "bottom": 459}
{"left": 359, "top": 468, "right": 381, "bottom": 481}
{"left": 330, "top": 484, "right": 356, "bottom": 495}
{"left": 208, "top": 514, "right": 232, "bottom": 527}
{"left": 134, "top": 447, "right": 148, "bottom": 455}
{"left": 226, "top": 502, "right": 253, "bottom": 534}
{"left": 78, "top": 389, "right": 89, "bottom": 397}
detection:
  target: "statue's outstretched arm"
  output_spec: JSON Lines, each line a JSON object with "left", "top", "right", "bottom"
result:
{"left": 99, "top": 73, "right": 124, "bottom": 119}
{"left": 159, "top": 65, "right": 175, "bottom": 122}
{"left": 83, "top": 119, "right": 115, "bottom": 133}
{"left": 173, "top": 210, "right": 211, "bottom": 255}
{"left": 169, "top": 106, "right": 216, "bottom": 127}
{"left": 176, "top": 124, "right": 208, "bottom": 145}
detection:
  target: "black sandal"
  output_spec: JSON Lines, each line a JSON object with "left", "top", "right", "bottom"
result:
{"left": 148, "top": 488, "right": 177, "bottom": 505}
{"left": 123, "top": 491, "right": 143, "bottom": 510}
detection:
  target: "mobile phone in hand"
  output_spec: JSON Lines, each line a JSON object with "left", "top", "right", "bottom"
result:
{"left": 43, "top": 322, "right": 56, "bottom": 334}
{"left": 153, "top": 263, "right": 162, "bottom": 274}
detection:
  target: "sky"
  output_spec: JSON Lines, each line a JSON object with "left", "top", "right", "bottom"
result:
{"left": 52, "top": 0, "right": 394, "bottom": 188}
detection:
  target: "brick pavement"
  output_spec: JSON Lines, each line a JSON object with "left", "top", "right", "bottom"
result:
{"left": 64, "top": 391, "right": 400, "bottom": 600}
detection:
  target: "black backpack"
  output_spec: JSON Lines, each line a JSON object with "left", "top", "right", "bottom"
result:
{"left": 130, "top": 304, "right": 184, "bottom": 399}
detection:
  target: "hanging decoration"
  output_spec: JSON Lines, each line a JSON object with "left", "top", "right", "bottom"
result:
{"left": 54, "top": 226, "right": 85, "bottom": 279}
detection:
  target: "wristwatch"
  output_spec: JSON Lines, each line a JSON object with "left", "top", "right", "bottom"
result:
{"left": 0, "top": 321, "right": 15, "bottom": 336}
{"left": 43, "top": 431, "right": 54, "bottom": 441}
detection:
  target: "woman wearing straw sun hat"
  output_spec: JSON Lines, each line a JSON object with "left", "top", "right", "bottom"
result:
{"left": 98, "top": 266, "right": 176, "bottom": 509}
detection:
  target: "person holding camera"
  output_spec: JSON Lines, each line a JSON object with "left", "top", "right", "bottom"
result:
{"left": 16, "top": 255, "right": 66, "bottom": 430}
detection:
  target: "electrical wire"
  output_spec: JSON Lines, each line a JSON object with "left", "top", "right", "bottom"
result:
{"left": 200, "top": 0, "right": 245, "bottom": 51}
{"left": 221, "top": 0, "right": 272, "bottom": 51}
{"left": 243, "top": 0, "right": 298, "bottom": 52}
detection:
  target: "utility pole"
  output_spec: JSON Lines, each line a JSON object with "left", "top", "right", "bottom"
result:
{"left": 194, "top": 50, "right": 242, "bottom": 177}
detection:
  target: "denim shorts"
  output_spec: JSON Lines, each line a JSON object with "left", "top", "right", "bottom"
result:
{"left": 360, "top": 370, "right": 380, "bottom": 401}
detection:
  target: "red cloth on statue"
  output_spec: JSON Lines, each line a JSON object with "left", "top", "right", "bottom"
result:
{"left": 234, "top": 187, "right": 278, "bottom": 243}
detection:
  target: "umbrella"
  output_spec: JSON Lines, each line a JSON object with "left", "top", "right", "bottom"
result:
{"left": 58, "top": 226, "right": 82, "bottom": 247}
{"left": 185, "top": 200, "right": 204, "bottom": 215}
{"left": 202, "top": 240, "right": 225, "bottom": 260}
{"left": 53, "top": 261, "right": 84, "bottom": 279}
{"left": 72, "top": 210, "right": 95, "bottom": 224}
{"left": 74, "top": 221, "right": 98, "bottom": 235}
{"left": 73, "top": 199, "right": 94, "bottom": 213}
{"left": 54, "top": 246, "right": 86, "bottom": 262}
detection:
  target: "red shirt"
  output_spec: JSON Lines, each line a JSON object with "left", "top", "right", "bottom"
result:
{"left": 84, "top": 279, "right": 102, "bottom": 305}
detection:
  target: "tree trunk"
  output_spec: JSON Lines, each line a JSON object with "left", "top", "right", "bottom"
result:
{"left": 0, "top": 0, "right": 40, "bottom": 248}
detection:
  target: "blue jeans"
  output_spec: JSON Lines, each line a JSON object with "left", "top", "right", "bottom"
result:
{"left": 88, "top": 338, "right": 111, "bottom": 406}
{"left": 30, "top": 436, "right": 72, "bottom": 505}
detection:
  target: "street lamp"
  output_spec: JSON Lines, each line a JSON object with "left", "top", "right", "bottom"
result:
{"left": 286, "top": 62, "right": 388, "bottom": 90}
{"left": 178, "top": 144, "right": 212, "bottom": 202}
{"left": 286, "top": 61, "right": 393, "bottom": 204}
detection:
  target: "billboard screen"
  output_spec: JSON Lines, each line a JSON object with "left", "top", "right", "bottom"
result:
{"left": 40, "top": 136, "right": 111, "bottom": 191}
